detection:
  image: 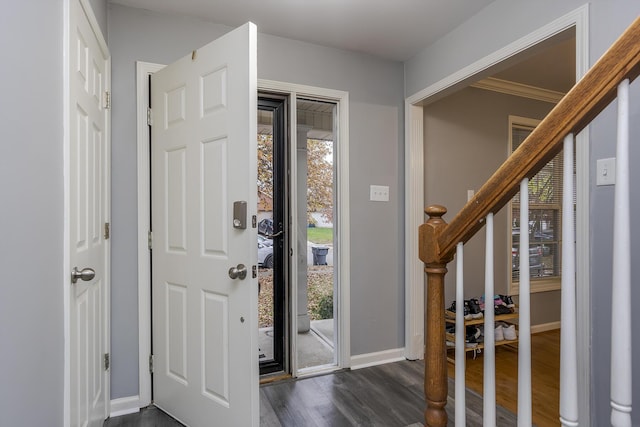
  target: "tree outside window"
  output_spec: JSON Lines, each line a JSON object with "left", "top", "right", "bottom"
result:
{"left": 257, "top": 134, "right": 333, "bottom": 224}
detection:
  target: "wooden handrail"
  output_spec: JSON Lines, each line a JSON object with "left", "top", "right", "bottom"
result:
{"left": 434, "top": 15, "right": 640, "bottom": 262}
{"left": 419, "top": 16, "right": 640, "bottom": 427}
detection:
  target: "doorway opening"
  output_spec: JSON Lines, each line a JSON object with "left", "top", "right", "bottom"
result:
{"left": 257, "top": 93, "right": 341, "bottom": 377}
{"left": 404, "top": 6, "right": 589, "bottom": 424}
{"left": 136, "top": 73, "right": 351, "bottom": 405}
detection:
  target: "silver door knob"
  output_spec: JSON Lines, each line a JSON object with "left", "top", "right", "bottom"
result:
{"left": 71, "top": 267, "right": 96, "bottom": 284}
{"left": 228, "top": 264, "right": 247, "bottom": 280}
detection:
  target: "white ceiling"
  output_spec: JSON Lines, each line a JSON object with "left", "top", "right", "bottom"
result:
{"left": 109, "top": 0, "right": 496, "bottom": 61}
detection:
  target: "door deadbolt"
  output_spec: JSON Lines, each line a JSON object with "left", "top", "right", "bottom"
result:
{"left": 228, "top": 264, "right": 247, "bottom": 280}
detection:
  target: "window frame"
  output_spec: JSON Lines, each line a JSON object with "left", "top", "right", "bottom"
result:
{"left": 508, "top": 115, "right": 562, "bottom": 295}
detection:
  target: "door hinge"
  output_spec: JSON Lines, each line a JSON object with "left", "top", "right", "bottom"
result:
{"left": 252, "top": 215, "right": 257, "bottom": 228}
{"left": 147, "top": 107, "right": 153, "bottom": 126}
{"left": 104, "top": 353, "right": 110, "bottom": 371}
{"left": 104, "top": 91, "right": 111, "bottom": 110}
{"left": 149, "top": 354, "right": 154, "bottom": 374}
{"left": 148, "top": 231, "right": 153, "bottom": 250}
{"left": 104, "top": 222, "right": 110, "bottom": 240}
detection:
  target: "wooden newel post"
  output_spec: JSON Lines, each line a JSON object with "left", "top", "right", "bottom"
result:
{"left": 419, "top": 205, "right": 453, "bottom": 427}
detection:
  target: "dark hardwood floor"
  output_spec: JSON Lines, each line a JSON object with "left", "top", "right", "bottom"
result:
{"left": 104, "top": 360, "right": 517, "bottom": 426}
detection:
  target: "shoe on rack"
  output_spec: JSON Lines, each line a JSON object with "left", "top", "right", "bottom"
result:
{"left": 447, "top": 300, "right": 472, "bottom": 320}
{"left": 462, "top": 301, "right": 472, "bottom": 320}
{"left": 495, "top": 304, "right": 513, "bottom": 315}
{"left": 447, "top": 301, "right": 456, "bottom": 312}
{"left": 500, "top": 294, "right": 516, "bottom": 308}
{"left": 466, "top": 326, "right": 482, "bottom": 343}
{"left": 495, "top": 324, "right": 504, "bottom": 342}
{"left": 503, "top": 324, "right": 517, "bottom": 340}
{"left": 467, "top": 298, "right": 483, "bottom": 319}
{"left": 493, "top": 295, "right": 505, "bottom": 306}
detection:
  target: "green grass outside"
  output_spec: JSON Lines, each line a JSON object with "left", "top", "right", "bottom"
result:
{"left": 307, "top": 227, "right": 333, "bottom": 244}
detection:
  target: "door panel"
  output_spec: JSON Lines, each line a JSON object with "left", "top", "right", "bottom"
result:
{"left": 151, "top": 23, "right": 258, "bottom": 427}
{"left": 257, "top": 96, "right": 287, "bottom": 375}
{"left": 69, "top": 0, "right": 110, "bottom": 426}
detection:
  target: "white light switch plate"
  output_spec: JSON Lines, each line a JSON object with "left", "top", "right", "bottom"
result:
{"left": 596, "top": 157, "right": 616, "bottom": 186}
{"left": 370, "top": 185, "right": 389, "bottom": 201}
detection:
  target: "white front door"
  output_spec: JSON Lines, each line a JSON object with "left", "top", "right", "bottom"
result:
{"left": 68, "top": 0, "right": 110, "bottom": 426}
{"left": 151, "top": 23, "right": 258, "bottom": 427}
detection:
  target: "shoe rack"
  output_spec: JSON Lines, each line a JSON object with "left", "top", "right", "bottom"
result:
{"left": 445, "top": 309, "right": 518, "bottom": 364}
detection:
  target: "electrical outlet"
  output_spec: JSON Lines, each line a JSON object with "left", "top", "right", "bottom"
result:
{"left": 370, "top": 185, "right": 389, "bottom": 202}
{"left": 596, "top": 157, "right": 616, "bottom": 186}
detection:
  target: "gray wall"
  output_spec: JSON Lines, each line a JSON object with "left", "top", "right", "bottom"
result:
{"left": 424, "top": 87, "right": 560, "bottom": 326}
{"left": 108, "top": 4, "right": 405, "bottom": 399}
{"left": 0, "top": 1, "right": 65, "bottom": 426}
{"left": 406, "top": 1, "right": 640, "bottom": 424}
{"left": 89, "top": 0, "right": 107, "bottom": 39}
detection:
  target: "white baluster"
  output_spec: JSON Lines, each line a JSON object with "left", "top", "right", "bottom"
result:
{"left": 455, "top": 242, "right": 466, "bottom": 426}
{"left": 518, "top": 178, "right": 532, "bottom": 426}
{"left": 560, "top": 133, "right": 578, "bottom": 427}
{"left": 611, "top": 79, "right": 632, "bottom": 427}
{"left": 484, "top": 213, "right": 496, "bottom": 426}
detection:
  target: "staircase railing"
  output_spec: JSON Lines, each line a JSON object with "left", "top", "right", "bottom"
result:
{"left": 419, "top": 16, "right": 640, "bottom": 427}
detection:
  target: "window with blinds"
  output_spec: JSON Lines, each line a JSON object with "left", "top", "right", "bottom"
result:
{"left": 508, "top": 116, "right": 574, "bottom": 293}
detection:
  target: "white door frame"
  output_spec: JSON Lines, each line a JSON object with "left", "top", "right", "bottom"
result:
{"left": 403, "top": 4, "right": 590, "bottom": 423}
{"left": 63, "top": 0, "right": 111, "bottom": 424}
{"left": 136, "top": 61, "right": 166, "bottom": 408}
{"left": 136, "top": 66, "right": 351, "bottom": 404}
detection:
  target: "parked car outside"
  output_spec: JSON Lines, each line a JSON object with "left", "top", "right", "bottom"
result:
{"left": 533, "top": 230, "right": 554, "bottom": 256}
{"left": 258, "top": 218, "right": 273, "bottom": 236}
{"left": 258, "top": 234, "right": 273, "bottom": 247}
{"left": 258, "top": 236, "right": 273, "bottom": 268}
{"left": 512, "top": 245, "right": 543, "bottom": 277}
{"left": 512, "top": 228, "right": 543, "bottom": 277}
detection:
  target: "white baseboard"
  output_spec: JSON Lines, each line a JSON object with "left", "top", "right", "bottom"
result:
{"left": 350, "top": 348, "right": 405, "bottom": 370}
{"left": 110, "top": 395, "right": 140, "bottom": 418}
{"left": 531, "top": 321, "right": 561, "bottom": 334}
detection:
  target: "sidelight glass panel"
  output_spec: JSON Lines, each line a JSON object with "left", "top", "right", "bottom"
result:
{"left": 296, "top": 98, "right": 337, "bottom": 371}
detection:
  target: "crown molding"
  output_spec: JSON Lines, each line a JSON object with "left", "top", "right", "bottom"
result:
{"left": 471, "top": 77, "right": 565, "bottom": 103}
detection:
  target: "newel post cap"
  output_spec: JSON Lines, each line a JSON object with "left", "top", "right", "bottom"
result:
{"left": 419, "top": 205, "right": 449, "bottom": 265}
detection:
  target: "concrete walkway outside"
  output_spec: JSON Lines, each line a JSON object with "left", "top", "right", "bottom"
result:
{"left": 259, "top": 318, "right": 335, "bottom": 369}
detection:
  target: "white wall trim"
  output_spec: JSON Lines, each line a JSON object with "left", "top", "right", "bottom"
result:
{"left": 406, "top": 5, "right": 588, "bottom": 106}
{"left": 573, "top": 7, "right": 591, "bottom": 426}
{"left": 136, "top": 61, "right": 165, "bottom": 407}
{"left": 63, "top": 2, "right": 71, "bottom": 424}
{"left": 404, "top": 102, "right": 424, "bottom": 361}
{"left": 110, "top": 396, "right": 141, "bottom": 418}
{"left": 471, "top": 77, "right": 565, "bottom": 104}
{"left": 404, "top": 7, "right": 590, "bottom": 424}
{"left": 350, "top": 348, "right": 405, "bottom": 370}
{"left": 531, "top": 321, "right": 561, "bottom": 334}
